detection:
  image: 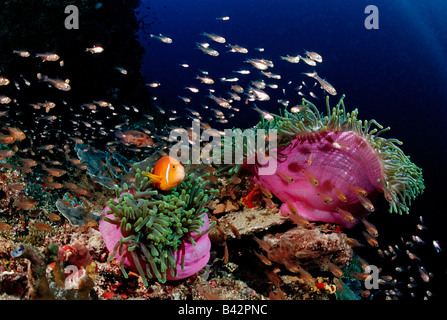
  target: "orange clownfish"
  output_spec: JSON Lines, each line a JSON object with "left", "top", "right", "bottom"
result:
{"left": 144, "top": 156, "right": 185, "bottom": 191}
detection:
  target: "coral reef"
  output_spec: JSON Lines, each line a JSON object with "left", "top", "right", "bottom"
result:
{"left": 0, "top": 155, "right": 422, "bottom": 300}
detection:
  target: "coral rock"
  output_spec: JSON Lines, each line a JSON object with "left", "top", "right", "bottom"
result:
{"left": 264, "top": 226, "right": 353, "bottom": 269}
{"left": 210, "top": 207, "right": 287, "bottom": 240}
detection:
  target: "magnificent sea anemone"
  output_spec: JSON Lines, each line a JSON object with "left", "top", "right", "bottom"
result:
{"left": 244, "top": 95, "right": 424, "bottom": 228}
{"left": 99, "top": 163, "right": 217, "bottom": 284}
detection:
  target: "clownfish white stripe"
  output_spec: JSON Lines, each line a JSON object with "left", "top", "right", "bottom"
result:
{"left": 165, "top": 162, "right": 171, "bottom": 184}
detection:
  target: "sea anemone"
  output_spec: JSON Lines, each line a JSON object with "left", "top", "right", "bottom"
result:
{"left": 99, "top": 163, "right": 217, "bottom": 285}
{"left": 242, "top": 95, "right": 424, "bottom": 227}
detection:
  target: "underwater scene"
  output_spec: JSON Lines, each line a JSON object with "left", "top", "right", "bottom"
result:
{"left": 0, "top": 0, "right": 446, "bottom": 304}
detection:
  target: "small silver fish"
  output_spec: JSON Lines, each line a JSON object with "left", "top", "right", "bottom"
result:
{"left": 196, "top": 43, "right": 219, "bottom": 56}
{"left": 280, "top": 55, "right": 300, "bottom": 63}
{"left": 249, "top": 88, "right": 270, "bottom": 101}
{"left": 253, "top": 105, "right": 274, "bottom": 121}
{"left": 37, "top": 73, "right": 71, "bottom": 91}
{"left": 86, "top": 46, "right": 104, "bottom": 54}
{"left": 0, "top": 96, "right": 12, "bottom": 104}
{"left": 13, "top": 50, "right": 31, "bottom": 57}
{"left": 245, "top": 59, "right": 269, "bottom": 70}
{"left": 305, "top": 50, "right": 323, "bottom": 63}
{"left": 36, "top": 52, "right": 60, "bottom": 62}
{"left": 0, "top": 77, "right": 10, "bottom": 86}
{"left": 196, "top": 76, "right": 214, "bottom": 84}
{"left": 202, "top": 32, "right": 226, "bottom": 43}
{"left": 233, "top": 69, "right": 250, "bottom": 75}
{"left": 227, "top": 44, "right": 248, "bottom": 53}
{"left": 185, "top": 87, "right": 199, "bottom": 93}
{"left": 115, "top": 67, "right": 127, "bottom": 75}
{"left": 220, "top": 77, "right": 239, "bottom": 82}
{"left": 147, "top": 82, "right": 161, "bottom": 88}
{"left": 433, "top": 240, "right": 442, "bottom": 253}
{"left": 150, "top": 34, "right": 173, "bottom": 43}
{"left": 418, "top": 266, "right": 430, "bottom": 282}
{"left": 261, "top": 71, "right": 281, "bottom": 79}
{"left": 298, "top": 55, "right": 317, "bottom": 66}
{"left": 303, "top": 71, "right": 337, "bottom": 96}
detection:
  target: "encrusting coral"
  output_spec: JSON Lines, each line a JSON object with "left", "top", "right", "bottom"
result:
{"left": 263, "top": 226, "right": 353, "bottom": 270}
{"left": 99, "top": 162, "right": 218, "bottom": 285}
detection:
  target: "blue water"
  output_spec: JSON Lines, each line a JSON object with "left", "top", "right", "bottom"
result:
{"left": 136, "top": 0, "right": 447, "bottom": 299}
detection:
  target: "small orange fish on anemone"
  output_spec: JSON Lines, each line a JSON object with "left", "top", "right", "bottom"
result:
{"left": 115, "top": 130, "right": 154, "bottom": 147}
{"left": 144, "top": 156, "right": 185, "bottom": 191}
